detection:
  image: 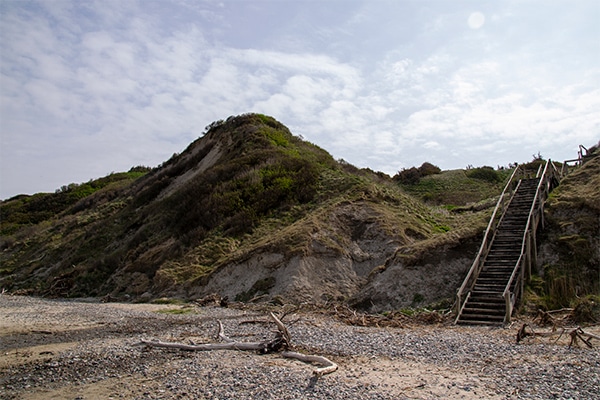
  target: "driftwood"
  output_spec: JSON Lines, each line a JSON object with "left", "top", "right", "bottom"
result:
{"left": 193, "top": 293, "right": 229, "bottom": 307}
{"left": 516, "top": 323, "right": 600, "bottom": 348}
{"left": 534, "top": 308, "right": 575, "bottom": 328}
{"left": 569, "top": 327, "right": 600, "bottom": 349}
{"left": 137, "top": 312, "right": 337, "bottom": 375}
{"left": 281, "top": 351, "right": 338, "bottom": 376}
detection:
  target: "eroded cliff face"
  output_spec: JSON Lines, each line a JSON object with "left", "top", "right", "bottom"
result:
{"left": 172, "top": 201, "right": 483, "bottom": 311}
{"left": 184, "top": 202, "right": 398, "bottom": 304}
{"left": 350, "top": 237, "right": 480, "bottom": 312}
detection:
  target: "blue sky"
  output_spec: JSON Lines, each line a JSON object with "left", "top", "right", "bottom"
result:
{"left": 1, "top": 0, "right": 598, "bottom": 199}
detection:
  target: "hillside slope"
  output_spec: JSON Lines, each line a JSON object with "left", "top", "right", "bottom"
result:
{"left": 1, "top": 114, "right": 493, "bottom": 310}
{"left": 537, "top": 152, "right": 600, "bottom": 309}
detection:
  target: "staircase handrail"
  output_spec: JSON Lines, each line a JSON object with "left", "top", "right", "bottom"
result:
{"left": 503, "top": 251, "right": 525, "bottom": 323}
{"left": 455, "top": 165, "right": 522, "bottom": 315}
{"left": 550, "top": 160, "right": 562, "bottom": 179}
{"left": 561, "top": 143, "right": 595, "bottom": 176}
{"left": 502, "top": 160, "right": 558, "bottom": 323}
{"left": 535, "top": 163, "right": 543, "bottom": 178}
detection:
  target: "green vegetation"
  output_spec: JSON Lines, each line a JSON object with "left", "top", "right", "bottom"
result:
{"left": 0, "top": 114, "right": 340, "bottom": 297}
{"left": 0, "top": 168, "right": 150, "bottom": 236}
{"left": 398, "top": 168, "right": 511, "bottom": 206}
{"left": 156, "top": 307, "right": 196, "bottom": 315}
{"left": 466, "top": 166, "right": 503, "bottom": 183}
{"left": 1, "top": 113, "right": 595, "bottom": 315}
{"left": 527, "top": 155, "right": 600, "bottom": 314}
{"left": 393, "top": 162, "right": 442, "bottom": 185}
{"left": 151, "top": 298, "right": 187, "bottom": 305}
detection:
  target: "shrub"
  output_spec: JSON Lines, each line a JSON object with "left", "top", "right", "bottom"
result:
{"left": 571, "top": 296, "right": 600, "bottom": 323}
{"left": 466, "top": 166, "right": 502, "bottom": 183}
{"left": 394, "top": 167, "right": 421, "bottom": 185}
{"left": 394, "top": 162, "right": 441, "bottom": 185}
{"left": 419, "top": 162, "right": 441, "bottom": 177}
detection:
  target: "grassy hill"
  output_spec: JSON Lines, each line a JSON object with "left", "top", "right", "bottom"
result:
{"left": 534, "top": 152, "right": 600, "bottom": 316}
{"left": 398, "top": 167, "right": 511, "bottom": 208}
{"left": 1, "top": 114, "right": 596, "bottom": 315}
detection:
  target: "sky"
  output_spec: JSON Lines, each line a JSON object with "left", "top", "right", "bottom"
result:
{"left": 1, "top": 0, "right": 599, "bottom": 199}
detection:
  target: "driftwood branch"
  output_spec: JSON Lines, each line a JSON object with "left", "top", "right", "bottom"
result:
{"left": 269, "top": 312, "right": 291, "bottom": 346}
{"left": 569, "top": 327, "right": 600, "bottom": 349}
{"left": 217, "top": 320, "right": 234, "bottom": 343}
{"left": 137, "top": 312, "right": 337, "bottom": 375}
{"left": 282, "top": 351, "right": 338, "bottom": 376}
{"left": 138, "top": 339, "right": 274, "bottom": 352}
{"left": 517, "top": 323, "right": 600, "bottom": 348}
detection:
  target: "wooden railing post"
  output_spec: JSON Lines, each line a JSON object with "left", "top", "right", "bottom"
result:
{"left": 532, "top": 237, "right": 537, "bottom": 275}
{"left": 522, "top": 246, "right": 526, "bottom": 297}
{"left": 504, "top": 291, "right": 512, "bottom": 324}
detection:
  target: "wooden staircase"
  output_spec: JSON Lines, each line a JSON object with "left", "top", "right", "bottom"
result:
{"left": 455, "top": 160, "right": 561, "bottom": 326}
{"left": 456, "top": 178, "right": 539, "bottom": 325}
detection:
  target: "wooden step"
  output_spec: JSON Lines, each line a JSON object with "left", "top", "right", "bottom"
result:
{"left": 477, "top": 277, "right": 509, "bottom": 283}
{"left": 456, "top": 315, "right": 504, "bottom": 324}
{"left": 462, "top": 301, "right": 505, "bottom": 309}
{"left": 458, "top": 312, "right": 505, "bottom": 320}
{"left": 475, "top": 283, "right": 509, "bottom": 290}
{"left": 461, "top": 308, "right": 505, "bottom": 317}
{"left": 455, "top": 177, "right": 546, "bottom": 327}
{"left": 485, "top": 257, "right": 519, "bottom": 262}
{"left": 456, "top": 318, "right": 504, "bottom": 326}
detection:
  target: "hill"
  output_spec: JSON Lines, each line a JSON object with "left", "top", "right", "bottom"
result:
{"left": 0, "top": 114, "right": 493, "bottom": 310}
{"left": 1, "top": 114, "right": 596, "bottom": 313}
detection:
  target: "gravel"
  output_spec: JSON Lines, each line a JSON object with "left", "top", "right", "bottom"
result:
{"left": 1, "top": 295, "right": 599, "bottom": 399}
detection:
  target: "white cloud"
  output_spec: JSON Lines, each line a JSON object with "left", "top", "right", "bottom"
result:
{"left": 1, "top": 0, "right": 599, "bottom": 197}
{"left": 423, "top": 141, "right": 441, "bottom": 150}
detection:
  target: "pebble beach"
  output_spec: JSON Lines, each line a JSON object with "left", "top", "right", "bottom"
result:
{"left": 1, "top": 295, "right": 598, "bottom": 399}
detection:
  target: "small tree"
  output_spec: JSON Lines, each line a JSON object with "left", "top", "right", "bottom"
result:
{"left": 393, "top": 161, "right": 441, "bottom": 185}
{"left": 466, "top": 166, "right": 501, "bottom": 183}
{"left": 418, "top": 162, "right": 441, "bottom": 177}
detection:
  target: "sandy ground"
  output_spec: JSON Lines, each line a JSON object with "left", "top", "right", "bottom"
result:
{"left": 1, "top": 295, "right": 598, "bottom": 399}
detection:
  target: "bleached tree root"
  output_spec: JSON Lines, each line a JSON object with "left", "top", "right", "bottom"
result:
{"left": 136, "top": 311, "right": 337, "bottom": 375}
{"left": 281, "top": 351, "right": 338, "bottom": 376}
{"left": 138, "top": 339, "right": 282, "bottom": 352}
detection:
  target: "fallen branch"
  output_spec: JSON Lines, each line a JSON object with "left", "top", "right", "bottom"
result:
{"left": 217, "top": 320, "right": 234, "bottom": 343}
{"left": 517, "top": 324, "right": 563, "bottom": 343}
{"left": 138, "top": 338, "right": 280, "bottom": 352}
{"left": 140, "top": 314, "right": 287, "bottom": 354}
{"left": 136, "top": 312, "right": 337, "bottom": 375}
{"left": 569, "top": 327, "right": 600, "bottom": 349}
{"left": 517, "top": 323, "right": 599, "bottom": 348}
{"left": 282, "top": 351, "right": 338, "bottom": 376}
{"left": 269, "top": 311, "right": 291, "bottom": 345}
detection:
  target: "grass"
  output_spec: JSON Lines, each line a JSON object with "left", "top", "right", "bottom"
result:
{"left": 400, "top": 168, "right": 511, "bottom": 206}
{"left": 148, "top": 159, "right": 491, "bottom": 292}
{"left": 155, "top": 307, "right": 196, "bottom": 315}
{"left": 523, "top": 156, "right": 600, "bottom": 312}
{"left": 151, "top": 298, "right": 187, "bottom": 305}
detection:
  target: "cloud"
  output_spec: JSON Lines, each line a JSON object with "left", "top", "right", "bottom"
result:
{"left": 1, "top": 0, "right": 599, "bottom": 198}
